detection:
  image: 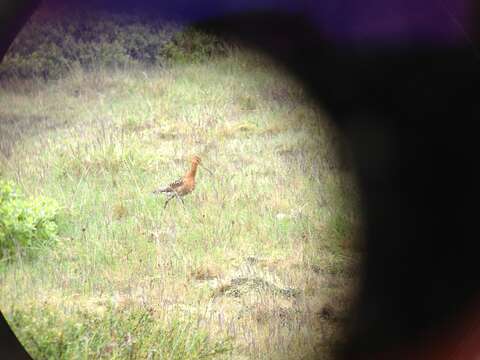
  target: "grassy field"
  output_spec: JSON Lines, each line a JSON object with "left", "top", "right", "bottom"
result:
{"left": 0, "top": 48, "right": 362, "bottom": 359}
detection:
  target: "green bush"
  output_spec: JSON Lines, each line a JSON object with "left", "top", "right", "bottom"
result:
{"left": 162, "top": 27, "right": 229, "bottom": 64}
{"left": 0, "top": 180, "right": 59, "bottom": 259}
{"left": 0, "top": 12, "right": 229, "bottom": 79}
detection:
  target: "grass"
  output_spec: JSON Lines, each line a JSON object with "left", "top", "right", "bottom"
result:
{"left": 0, "top": 48, "right": 362, "bottom": 359}
{"left": 8, "top": 306, "right": 232, "bottom": 359}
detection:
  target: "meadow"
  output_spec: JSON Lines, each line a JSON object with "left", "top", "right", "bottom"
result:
{"left": 0, "top": 12, "right": 362, "bottom": 359}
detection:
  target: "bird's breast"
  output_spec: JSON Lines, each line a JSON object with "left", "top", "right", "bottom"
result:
{"left": 178, "top": 177, "right": 195, "bottom": 195}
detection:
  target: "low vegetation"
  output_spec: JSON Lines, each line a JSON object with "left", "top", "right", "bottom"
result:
{"left": 0, "top": 180, "right": 60, "bottom": 260}
{"left": 8, "top": 306, "right": 232, "bottom": 359}
{"left": 0, "top": 10, "right": 362, "bottom": 360}
{"left": 0, "top": 10, "right": 228, "bottom": 80}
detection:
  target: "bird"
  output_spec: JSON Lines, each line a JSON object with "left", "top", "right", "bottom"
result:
{"left": 153, "top": 155, "right": 211, "bottom": 209}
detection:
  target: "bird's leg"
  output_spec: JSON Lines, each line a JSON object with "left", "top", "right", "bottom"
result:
{"left": 164, "top": 194, "right": 175, "bottom": 209}
{"left": 173, "top": 191, "right": 185, "bottom": 207}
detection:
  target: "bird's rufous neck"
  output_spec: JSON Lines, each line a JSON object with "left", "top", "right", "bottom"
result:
{"left": 187, "top": 162, "right": 199, "bottom": 178}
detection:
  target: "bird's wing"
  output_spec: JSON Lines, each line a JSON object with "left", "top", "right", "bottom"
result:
{"left": 152, "top": 176, "right": 184, "bottom": 194}
{"left": 168, "top": 177, "right": 184, "bottom": 190}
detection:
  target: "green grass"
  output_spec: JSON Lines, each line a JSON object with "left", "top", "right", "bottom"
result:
{"left": 0, "top": 49, "right": 362, "bottom": 359}
{"left": 8, "top": 306, "right": 232, "bottom": 359}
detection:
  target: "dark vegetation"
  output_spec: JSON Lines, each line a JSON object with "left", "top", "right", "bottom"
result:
{"left": 0, "top": 10, "right": 230, "bottom": 79}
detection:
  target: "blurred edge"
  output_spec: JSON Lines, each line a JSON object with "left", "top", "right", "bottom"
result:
{"left": 1, "top": 312, "right": 32, "bottom": 359}
{"left": 1, "top": 2, "right": 40, "bottom": 358}
{"left": 0, "top": 0, "right": 41, "bottom": 61}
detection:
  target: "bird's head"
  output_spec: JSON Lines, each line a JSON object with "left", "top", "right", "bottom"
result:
{"left": 191, "top": 155, "right": 214, "bottom": 175}
{"left": 192, "top": 155, "right": 201, "bottom": 165}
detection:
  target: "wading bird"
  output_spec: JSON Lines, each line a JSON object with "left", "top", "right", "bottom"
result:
{"left": 153, "top": 155, "right": 212, "bottom": 209}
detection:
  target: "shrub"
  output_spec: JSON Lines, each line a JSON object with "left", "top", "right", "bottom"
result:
{"left": 0, "top": 11, "right": 229, "bottom": 80}
{"left": 0, "top": 180, "right": 59, "bottom": 260}
{"left": 161, "top": 27, "right": 229, "bottom": 64}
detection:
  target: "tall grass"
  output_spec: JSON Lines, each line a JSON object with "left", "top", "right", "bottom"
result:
{"left": 0, "top": 19, "right": 362, "bottom": 359}
{"left": 8, "top": 306, "right": 232, "bottom": 359}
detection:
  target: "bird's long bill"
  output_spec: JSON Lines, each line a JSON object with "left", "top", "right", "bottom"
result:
{"left": 199, "top": 164, "right": 214, "bottom": 175}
